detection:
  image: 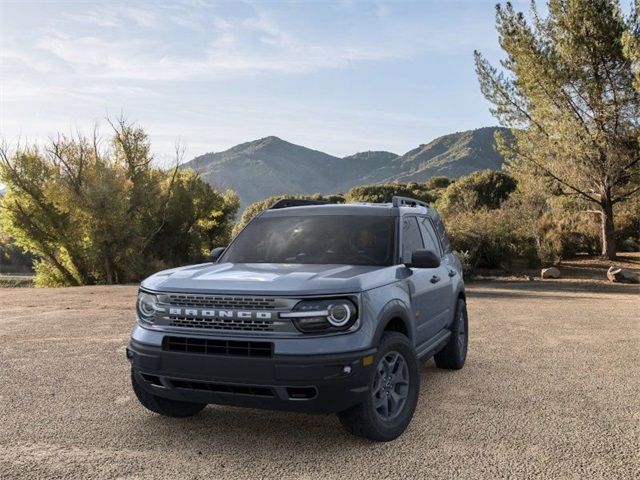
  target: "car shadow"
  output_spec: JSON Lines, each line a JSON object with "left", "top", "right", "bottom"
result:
{"left": 126, "top": 361, "right": 448, "bottom": 451}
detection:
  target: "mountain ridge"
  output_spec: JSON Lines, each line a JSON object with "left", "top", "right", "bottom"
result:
{"left": 182, "top": 126, "right": 509, "bottom": 208}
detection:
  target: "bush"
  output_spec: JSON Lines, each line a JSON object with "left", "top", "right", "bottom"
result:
{"left": 0, "top": 122, "right": 238, "bottom": 286}
{"left": 445, "top": 208, "right": 524, "bottom": 270}
{"left": 437, "top": 170, "right": 516, "bottom": 213}
{"left": 345, "top": 182, "right": 436, "bottom": 204}
{"left": 425, "top": 176, "right": 451, "bottom": 190}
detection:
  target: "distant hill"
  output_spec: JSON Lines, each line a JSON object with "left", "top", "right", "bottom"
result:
{"left": 340, "top": 151, "right": 399, "bottom": 179}
{"left": 367, "top": 126, "right": 511, "bottom": 183}
{"left": 183, "top": 136, "right": 345, "bottom": 206}
{"left": 182, "top": 127, "right": 508, "bottom": 208}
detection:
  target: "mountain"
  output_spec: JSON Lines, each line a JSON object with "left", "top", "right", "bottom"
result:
{"left": 183, "top": 136, "right": 345, "bottom": 206}
{"left": 365, "top": 126, "right": 511, "bottom": 183}
{"left": 183, "top": 127, "right": 508, "bottom": 208}
{"left": 341, "top": 151, "right": 399, "bottom": 175}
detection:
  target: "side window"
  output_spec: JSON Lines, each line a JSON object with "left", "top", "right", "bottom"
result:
{"left": 419, "top": 217, "right": 442, "bottom": 256}
{"left": 402, "top": 217, "right": 424, "bottom": 264}
{"left": 432, "top": 213, "right": 451, "bottom": 253}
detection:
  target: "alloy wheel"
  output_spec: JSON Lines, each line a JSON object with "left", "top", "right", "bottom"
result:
{"left": 372, "top": 351, "right": 410, "bottom": 420}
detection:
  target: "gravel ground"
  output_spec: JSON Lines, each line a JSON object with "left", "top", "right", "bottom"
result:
{"left": 0, "top": 281, "right": 638, "bottom": 479}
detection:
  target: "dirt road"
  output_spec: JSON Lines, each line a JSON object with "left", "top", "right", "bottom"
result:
{"left": 0, "top": 281, "right": 638, "bottom": 479}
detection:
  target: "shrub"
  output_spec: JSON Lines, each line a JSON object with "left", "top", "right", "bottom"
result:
{"left": 437, "top": 170, "right": 516, "bottom": 213}
{"left": 345, "top": 182, "right": 436, "bottom": 204}
{"left": 445, "top": 208, "right": 523, "bottom": 270}
{"left": 0, "top": 122, "right": 239, "bottom": 286}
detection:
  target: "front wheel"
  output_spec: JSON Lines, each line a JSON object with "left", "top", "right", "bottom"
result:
{"left": 434, "top": 298, "right": 468, "bottom": 370}
{"left": 338, "top": 332, "right": 419, "bottom": 442}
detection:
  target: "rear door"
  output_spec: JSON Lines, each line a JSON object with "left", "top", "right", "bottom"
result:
{"left": 418, "top": 216, "right": 454, "bottom": 333}
{"left": 401, "top": 216, "right": 449, "bottom": 346}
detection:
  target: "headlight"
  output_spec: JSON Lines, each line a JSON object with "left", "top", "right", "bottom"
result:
{"left": 281, "top": 298, "right": 358, "bottom": 333}
{"left": 136, "top": 291, "right": 158, "bottom": 324}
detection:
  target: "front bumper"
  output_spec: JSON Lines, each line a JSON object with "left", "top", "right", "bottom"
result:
{"left": 127, "top": 338, "right": 376, "bottom": 414}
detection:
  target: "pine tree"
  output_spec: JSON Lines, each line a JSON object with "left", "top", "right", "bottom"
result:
{"left": 475, "top": 0, "right": 640, "bottom": 259}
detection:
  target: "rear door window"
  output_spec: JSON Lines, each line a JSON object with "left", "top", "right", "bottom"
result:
{"left": 402, "top": 217, "right": 424, "bottom": 264}
{"left": 419, "top": 217, "right": 442, "bottom": 257}
{"left": 431, "top": 214, "right": 451, "bottom": 253}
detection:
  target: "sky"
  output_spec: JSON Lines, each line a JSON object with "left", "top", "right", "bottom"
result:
{"left": 0, "top": 0, "right": 526, "bottom": 164}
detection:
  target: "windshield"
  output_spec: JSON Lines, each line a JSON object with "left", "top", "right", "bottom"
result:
{"left": 221, "top": 215, "right": 396, "bottom": 266}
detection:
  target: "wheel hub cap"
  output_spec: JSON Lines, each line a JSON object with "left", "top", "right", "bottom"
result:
{"left": 372, "top": 350, "right": 410, "bottom": 420}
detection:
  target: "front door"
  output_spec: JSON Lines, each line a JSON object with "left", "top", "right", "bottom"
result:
{"left": 401, "top": 217, "right": 451, "bottom": 345}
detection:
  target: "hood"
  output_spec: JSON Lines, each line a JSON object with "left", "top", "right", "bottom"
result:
{"left": 141, "top": 262, "right": 400, "bottom": 295}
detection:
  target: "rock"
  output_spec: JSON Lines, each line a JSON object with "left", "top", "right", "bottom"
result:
{"left": 541, "top": 267, "right": 561, "bottom": 279}
{"left": 523, "top": 275, "right": 534, "bottom": 281}
{"left": 607, "top": 266, "right": 640, "bottom": 284}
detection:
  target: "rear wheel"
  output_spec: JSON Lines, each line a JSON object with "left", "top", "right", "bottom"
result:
{"left": 131, "top": 369, "right": 206, "bottom": 418}
{"left": 434, "top": 298, "right": 468, "bottom": 370}
{"left": 338, "top": 332, "right": 419, "bottom": 442}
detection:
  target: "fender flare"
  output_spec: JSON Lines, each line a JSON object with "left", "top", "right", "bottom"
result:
{"left": 372, "top": 299, "right": 415, "bottom": 346}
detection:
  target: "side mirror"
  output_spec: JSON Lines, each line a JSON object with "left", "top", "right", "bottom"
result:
{"left": 208, "top": 247, "right": 226, "bottom": 263}
{"left": 407, "top": 249, "right": 440, "bottom": 269}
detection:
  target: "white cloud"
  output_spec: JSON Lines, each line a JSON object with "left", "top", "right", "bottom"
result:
{"left": 1, "top": 1, "right": 500, "bottom": 161}
{"left": 2, "top": 2, "right": 420, "bottom": 85}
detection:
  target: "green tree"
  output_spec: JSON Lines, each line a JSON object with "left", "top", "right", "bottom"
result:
{"left": 623, "top": 1, "right": 640, "bottom": 91}
{"left": 475, "top": 0, "right": 640, "bottom": 259}
{"left": 0, "top": 121, "right": 238, "bottom": 286}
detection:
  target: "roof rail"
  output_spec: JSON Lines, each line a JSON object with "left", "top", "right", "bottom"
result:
{"left": 391, "top": 196, "right": 429, "bottom": 208}
{"left": 268, "top": 198, "right": 334, "bottom": 209}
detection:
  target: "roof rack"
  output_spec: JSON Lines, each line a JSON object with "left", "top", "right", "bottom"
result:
{"left": 391, "top": 196, "right": 429, "bottom": 208}
{"left": 268, "top": 198, "right": 334, "bottom": 209}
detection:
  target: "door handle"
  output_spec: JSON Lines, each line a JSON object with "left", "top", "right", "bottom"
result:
{"left": 430, "top": 275, "right": 440, "bottom": 284}
{"left": 448, "top": 269, "right": 457, "bottom": 277}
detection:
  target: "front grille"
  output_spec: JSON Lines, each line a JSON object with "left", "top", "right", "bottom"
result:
{"left": 168, "top": 316, "right": 274, "bottom": 332}
{"left": 163, "top": 336, "right": 273, "bottom": 357}
{"left": 165, "top": 294, "right": 277, "bottom": 310}
{"left": 169, "top": 379, "right": 274, "bottom": 397}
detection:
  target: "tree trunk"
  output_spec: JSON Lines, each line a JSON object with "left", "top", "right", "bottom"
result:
{"left": 600, "top": 199, "right": 616, "bottom": 260}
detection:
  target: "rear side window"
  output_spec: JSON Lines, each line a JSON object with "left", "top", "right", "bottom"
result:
{"left": 419, "top": 217, "right": 442, "bottom": 257}
{"left": 402, "top": 217, "right": 424, "bottom": 264}
{"left": 431, "top": 213, "right": 451, "bottom": 253}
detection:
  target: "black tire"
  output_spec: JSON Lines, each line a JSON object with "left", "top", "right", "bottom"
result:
{"left": 131, "top": 369, "right": 206, "bottom": 418}
{"left": 434, "top": 298, "right": 468, "bottom": 370}
{"left": 338, "top": 332, "right": 419, "bottom": 442}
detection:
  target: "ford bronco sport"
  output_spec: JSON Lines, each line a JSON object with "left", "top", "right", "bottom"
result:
{"left": 127, "top": 196, "right": 468, "bottom": 441}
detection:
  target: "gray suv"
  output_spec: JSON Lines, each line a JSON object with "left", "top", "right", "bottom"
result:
{"left": 127, "top": 196, "right": 468, "bottom": 441}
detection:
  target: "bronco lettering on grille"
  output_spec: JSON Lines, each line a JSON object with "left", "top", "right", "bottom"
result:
{"left": 167, "top": 308, "right": 274, "bottom": 320}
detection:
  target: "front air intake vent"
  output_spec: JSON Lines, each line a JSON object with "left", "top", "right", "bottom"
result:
{"left": 169, "top": 379, "right": 275, "bottom": 397}
{"left": 168, "top": 316, "right": 274, "bottom": 332}
{"left": 162, "top": 336, "right": 273, "bottom": 357}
